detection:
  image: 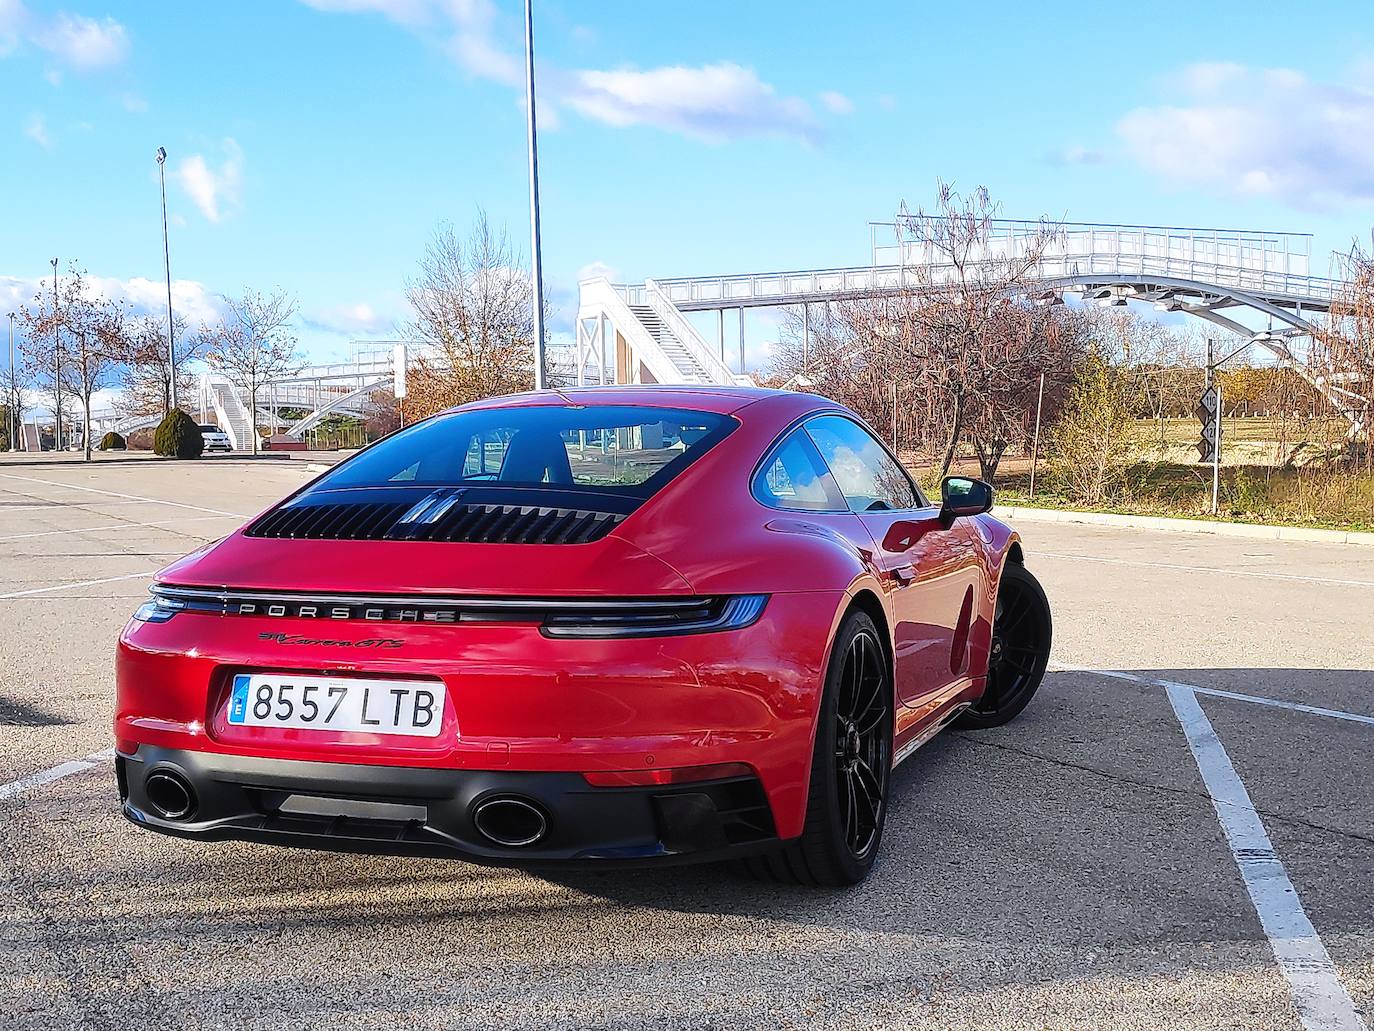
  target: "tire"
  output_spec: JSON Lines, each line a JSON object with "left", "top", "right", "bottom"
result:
{"left": 745, "top": 610, "right": 892, "bottom": 886}
{"left": 955, "top": 562, "right": 1052, "bottom": 730}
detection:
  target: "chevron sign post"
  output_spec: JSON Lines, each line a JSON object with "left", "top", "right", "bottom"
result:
{"left": 1195, "top": 386, "right": 1220, "bottom": 463}
{"left": 1196, "top": 383, "right": 1222, "bottom": 514}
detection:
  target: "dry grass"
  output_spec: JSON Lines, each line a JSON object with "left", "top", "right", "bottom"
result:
{"left": 903, "top": 415, "right": 1374, "bottom": 531}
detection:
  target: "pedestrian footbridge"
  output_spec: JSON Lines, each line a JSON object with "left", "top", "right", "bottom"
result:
{"left": 576, "top": 217, "right": 1362, "bottom": 431}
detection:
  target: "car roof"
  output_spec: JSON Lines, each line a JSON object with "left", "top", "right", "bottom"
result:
{"left": 452, "top": 385, "right": 838, "bottom": 418}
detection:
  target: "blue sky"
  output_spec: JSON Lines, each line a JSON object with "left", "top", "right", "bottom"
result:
{"left": 4, "top": 0, "right": 1374, "bottom": 369}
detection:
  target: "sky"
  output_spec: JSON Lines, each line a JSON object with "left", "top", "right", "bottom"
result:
{"left": 4, "top": 0, "right": 1374, "bottom": 379}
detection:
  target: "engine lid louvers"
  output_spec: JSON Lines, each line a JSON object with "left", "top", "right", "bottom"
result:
{"left": 246, "top": 491, "right": 626, "bottom": 545}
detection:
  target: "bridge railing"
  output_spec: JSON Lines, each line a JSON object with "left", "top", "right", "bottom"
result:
{"left": 634, "top": 250, "right": 1341, "bottom": 311}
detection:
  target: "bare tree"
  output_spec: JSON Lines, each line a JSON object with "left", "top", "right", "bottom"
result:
{"left": 1315, "top": 235, "right": 1374, "bottom": 469}
{"left": 123, "top": 313, "right": 203, "bottom": 417}
{"left": 770, "top": 185, "right": 1074, "bottom": 483}
{"left": 403, "top": 212, "right": 541, "bottom": 419}
{"left": 203, "top": 289, "right": 301, "bottom": 455}
{"left": 19, "top": 265, "right": 130, "bottom": 460}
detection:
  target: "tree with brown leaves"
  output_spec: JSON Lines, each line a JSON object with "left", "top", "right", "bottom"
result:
{"left": 402, "top": 213, "right": 539, "bottom": 420}
{"left": 19, "top": 265, "right": 130, "bottom": 460}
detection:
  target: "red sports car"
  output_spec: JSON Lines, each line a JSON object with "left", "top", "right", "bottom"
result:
{"left": 115, "top": 386, "right": 1051, "bottom": 885}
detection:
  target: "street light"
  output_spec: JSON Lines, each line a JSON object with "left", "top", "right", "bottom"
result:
{"left": 156, "top": 146, "right": 178, "bottom": 412}
{"left": 6, "top": 311, "right": 15, "bottom": 452}
{"left": 50, "top": 257, "right": 61, "bottom": 451}
{"left": 523, "top": 0, "right": 547, "bottom": 390}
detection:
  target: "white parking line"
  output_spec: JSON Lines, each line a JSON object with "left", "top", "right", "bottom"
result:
{"left": 1055, "top": 666, "right": 1374, "bottom": 727}
{"left": 1167, "top": 685, "right": 1367, "bottom": 1031}
{"left": 0, "top": 515, "right": 232, "bottom": 543}
{"left": 0, "top": 472, "right": 248, "bottom": 518}
{"left": 0, "top": 571, "right": 155, "bottom": 600}
{"left": 0, "top": 748, "right": 114, "bottom": 803}
{"left": 0, "top": 500, "right": 151, "bottom": 512}
{"left": 1038, "top": 551, "right": 1374, "bottom": 589}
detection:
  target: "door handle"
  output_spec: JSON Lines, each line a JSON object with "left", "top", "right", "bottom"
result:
{"left": 892, "top": 563, "right": 915, "bottom": 585}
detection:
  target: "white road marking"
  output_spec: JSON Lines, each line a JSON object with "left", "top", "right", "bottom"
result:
{"left": 0, "top": 748, "right": 114, "bottom": 803}
{"left": 1038, "top": 551, "right": 1374, "bottom": 589}
{"left": 1167, "top": 685, "right": 1367, "bottom": 1031}
{"left": 0, "top": 500, "right": 151, "bottom": 512}
{"left": 1055, "top": 666, "right": 1374, "bottom": 727}
{"left": 0, "top": 571, "right": 155, "bottom": 600}
{"left": 0, "top": 472, "right": 248, "bottom": 518}
{"left": 0, "top": 515, "right": 232, "bottom": 542}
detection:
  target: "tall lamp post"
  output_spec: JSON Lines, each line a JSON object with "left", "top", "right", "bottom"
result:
{"left": 523, "top": 0, "right": 547, "bottom": 390}
{"left": 6, "top": 312, "right": 15, "bottom": 452}
{"left": 156, "top": 146, "right": 178, "bottom": 412}
{"left": 50, "top": 257, "right": 61, "bottom": 451}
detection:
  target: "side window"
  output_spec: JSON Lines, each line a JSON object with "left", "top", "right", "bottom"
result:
{"left": 804, "top": 415, "right": 919, "bottom": 512}
{"left": 752, "top": 427, "right": 847, "bottom": 512}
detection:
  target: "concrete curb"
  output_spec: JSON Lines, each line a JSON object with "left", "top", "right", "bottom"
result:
{"left": 995, "top": 504, "right": 1374, "bottom": 547}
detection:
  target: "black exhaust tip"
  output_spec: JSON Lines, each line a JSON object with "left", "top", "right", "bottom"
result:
{"left": 145, "top": 768, "right": 197, "bottom": 821}
{"left": 471, "top": 796, "right": 548, "bottom": 847}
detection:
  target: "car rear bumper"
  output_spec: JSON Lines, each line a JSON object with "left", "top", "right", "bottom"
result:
{"left": 117, "top": 745, "right": 780, "bottom": 865}
{"left": 115, "top": 590, "right": 848, "bottom": 843}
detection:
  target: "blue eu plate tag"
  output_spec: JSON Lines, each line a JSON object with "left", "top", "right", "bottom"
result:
{"left": 229, "top": 674, "right": 250, "bottom": 724}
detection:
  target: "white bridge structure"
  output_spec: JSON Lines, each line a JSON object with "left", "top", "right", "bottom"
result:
{"left": 101, "top": 342, "right": 405, "bottom": 451}
{"left": 576, "top": 216, "right": 1365, "bottom": 434}
{"left": 87, "top": 215, "right": 1366, "bottom": 450}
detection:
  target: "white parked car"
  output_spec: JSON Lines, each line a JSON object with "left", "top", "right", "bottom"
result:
{"left": 198, "top": 424, "right": 233, "bottom": 453}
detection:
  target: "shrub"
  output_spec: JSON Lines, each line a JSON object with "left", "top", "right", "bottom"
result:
{"left": 99, "top": 430, "right": 127, "bottom": 451}
{"left": 126, "top": 428, "right": 154, "bottom": 451}
{"left": 153, "top": 409, "right": 204, "bottom": 459}
{"left": 1047, "top": 349, "right": 1138, "bottom": 506}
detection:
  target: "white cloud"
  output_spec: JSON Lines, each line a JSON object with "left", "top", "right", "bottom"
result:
{"left": 23, "top": 111, "right": 50, "bottom": 149}
{"left": 0, "top": 273, "right": 223, "bottom": 329}
{"left": 444, "top": 0, "right": 520, "bottom": 85}
{"left": 1116, "top": 62, "right": 1374, "bottom": 208}
{"left": 304, "top": 301, "right": 393, "bottom": 335}
{"left": 298, "top": 0, "right": 823, "bottom": 143}
{"left": 35, "top": 11, "right": 129, "bottom": 69}
{"left": 298, "top": 0, "right": 434, "bottom": 26}
{"left": 1056, "top": 144, "right": 1108, "bottom": 166}
{"left": 819, "top": 90, "right": 854, "bottom": 115}
{"left": 0, "top": 0, "right": 26, "bottom": 56}
{"left": 577, "top": 260, "right": 619, "bottom": 283}
{"left": 174, "top": 139, "right": 244, "bottom": 223}
{"left": 566, "top": 62, "right": 817, "bottom": 143}
{"left": 0, "top": 3, "right": 130, "bottom": 72}
{"left": 121, "top": 93, "right": 148, "bottom": 113}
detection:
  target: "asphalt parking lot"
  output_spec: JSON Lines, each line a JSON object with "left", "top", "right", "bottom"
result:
{"left": 1, "top": 454, "right": 1370, "bottom": 1030}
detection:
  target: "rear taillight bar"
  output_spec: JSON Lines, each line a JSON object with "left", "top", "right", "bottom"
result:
{"left": 138, "top": 585, "right": 768, "bottom": 639}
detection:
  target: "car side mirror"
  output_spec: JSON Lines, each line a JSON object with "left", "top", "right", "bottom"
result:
{"left": 939, "top": 476, "right": 993, "bottom": 528}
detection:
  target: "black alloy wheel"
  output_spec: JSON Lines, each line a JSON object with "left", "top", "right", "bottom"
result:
{"left": 746, "top": 610, "right": 892, "bottom": 887}
{"left": 956, "top": 562, "right": 1052, "bottom": 730}
{"left": 834, "top": 627, "right": 889, "bottom": 860}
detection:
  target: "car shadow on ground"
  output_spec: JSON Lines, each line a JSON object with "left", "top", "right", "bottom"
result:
{"left": 535, "top": 666, "right": 1374, "bottom": 943}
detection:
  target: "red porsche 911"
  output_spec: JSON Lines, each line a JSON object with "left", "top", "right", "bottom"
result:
{"left": 115, "top": 386, "right": 1051, "bottom": 885}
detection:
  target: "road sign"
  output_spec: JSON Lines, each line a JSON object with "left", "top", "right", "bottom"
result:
{"left": 1196, "top": 386, "right": 1221, "bottom": 465}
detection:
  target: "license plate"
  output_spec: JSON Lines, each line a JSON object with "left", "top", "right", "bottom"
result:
{"left": 227, "top": 673, "right": 444, "bottom": 737}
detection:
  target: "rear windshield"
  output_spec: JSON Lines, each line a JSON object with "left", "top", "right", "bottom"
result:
{"left": 311, "top": 404, "right": 736, "bottom": 500}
